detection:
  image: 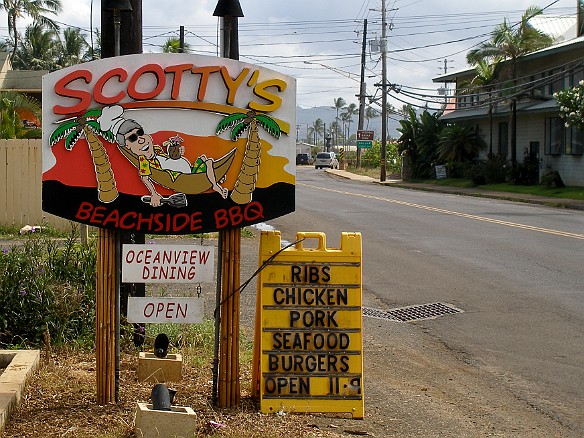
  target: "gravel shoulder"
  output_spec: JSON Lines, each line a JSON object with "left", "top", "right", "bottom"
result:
{"left": 1, "top": 233, "right": 579, "bottom": 437}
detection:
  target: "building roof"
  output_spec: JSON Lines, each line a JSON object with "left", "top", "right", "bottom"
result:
{"left": 440, "top": 98, "right": 558, "bottom": 122}
{"left": 433, "top": 14, "right": 584, "bottom": 84}
{"left": 1, "top": 70, "right": 46, "bottom": 92}
{"left": 0, "top": 51, "right": 45, "bottom": 93}
{"left": 529, "top": 15, "right": 576, "bottom": 42}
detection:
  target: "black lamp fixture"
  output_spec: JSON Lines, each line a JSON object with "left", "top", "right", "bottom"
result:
{"left": 212, "top": 0, "right": 243, "bottom": 17}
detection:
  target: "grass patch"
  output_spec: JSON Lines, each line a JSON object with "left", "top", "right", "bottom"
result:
{"left": 346, "top": 166, "right": 380, "bottom": 179}
{"left": 346, "top": 167, "right": 584, "bottom": 201}
{"left": 142, "top": 319, "right": 253, "bottom": 368}
{"left": 0, "top": 223, "right": 70, "bottom": 239}
{"left": 414, "top": 178, "right": 477, "bottom": 188}
{"left": 479, "top": 183, "right": 584, "bottom": 200}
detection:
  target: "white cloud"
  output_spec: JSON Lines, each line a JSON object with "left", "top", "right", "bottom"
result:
{"left": 0, "top": 0, "right": 578, "bottom": 109}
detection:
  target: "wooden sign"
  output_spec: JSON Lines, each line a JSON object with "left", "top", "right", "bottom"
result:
{"left": 127, "top": 297, "right": 203, "bottom": 324}
{"left": 254, "top": 231, "right": 364, "bottom": 419}
{"left": 42, "top": 53, "right": 296, "bottom": 234}
{"left": 121, "top": 244, "right": 214, "bottom": 283}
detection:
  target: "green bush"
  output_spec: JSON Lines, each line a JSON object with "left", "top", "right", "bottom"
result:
{"left": 461, "top": 156, "right": 509, "bottom": 186}
{"left": 0, "top": 232, "right": 97, "bottom": 348}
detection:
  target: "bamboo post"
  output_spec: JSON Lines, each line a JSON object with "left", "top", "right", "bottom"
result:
{"left": 214, "top": 0, "right": 244, "bottom": 409}
{"left": 218, "top": 227, "right": 241, "bottom": 407}
{"left": 96, "top": 228, "right": 116, "bottom": 404}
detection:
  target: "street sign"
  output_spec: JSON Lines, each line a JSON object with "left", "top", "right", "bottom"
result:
{"left": 356, "top": 130, "right": 374, "bottom": 140}
{"left": 253, "top": 231, "right": 364, "bottom": 419}
{"left": 357, "top": 130, "right": 374, "bottom": 149}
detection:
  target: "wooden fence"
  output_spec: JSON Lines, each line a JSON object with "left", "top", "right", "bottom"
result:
{"left": 0, "top": 139, "right": 71, "bottom": 231}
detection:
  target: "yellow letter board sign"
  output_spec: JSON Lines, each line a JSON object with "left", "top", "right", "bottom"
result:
{"left": 254, "top": 231, "right": 364, "bottom": 418}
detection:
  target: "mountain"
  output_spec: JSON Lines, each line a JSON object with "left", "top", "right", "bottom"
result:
{"left": 295, "top": 105, "right": 403, "bottom": 143}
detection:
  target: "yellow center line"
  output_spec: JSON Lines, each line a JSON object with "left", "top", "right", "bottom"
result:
{"left": 299, "top": 183, "right": 584, "bottom": 240}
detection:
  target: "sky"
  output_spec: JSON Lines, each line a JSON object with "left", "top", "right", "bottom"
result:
{"left": 0, "top": 0, "right": 579, "bottom": 112}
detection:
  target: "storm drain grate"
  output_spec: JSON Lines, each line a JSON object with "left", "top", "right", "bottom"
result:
{"left": 363, "top": 302, "right": 463, "bottom": 322}
{"left": 362, "top": 307, "right": 401, "bottom": 321}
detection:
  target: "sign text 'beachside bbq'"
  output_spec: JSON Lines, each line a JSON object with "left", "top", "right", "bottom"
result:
{"left": 42, "top": 53, "right": 296, "bottom": 234}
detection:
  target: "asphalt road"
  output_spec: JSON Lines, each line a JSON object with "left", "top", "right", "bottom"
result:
{"left": 264, "top": 166, "right": 584, "bottom": 434}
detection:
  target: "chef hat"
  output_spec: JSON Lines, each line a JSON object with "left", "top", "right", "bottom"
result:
{"left": 98, "top": 105, "right": 142, "bottom": 146}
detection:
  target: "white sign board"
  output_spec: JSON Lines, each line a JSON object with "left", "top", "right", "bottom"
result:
{"left": 435, "top": 164, "right": 447, "bottom": 179}
{"left": 127, "top": 297, "right": 203, "bottom": 323}
{"left": 122, "top": 244, "right": 214, "bottom": 283}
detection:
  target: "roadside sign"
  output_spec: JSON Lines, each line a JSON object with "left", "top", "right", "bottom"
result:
{"left": 253, "top": 231, "right": 364, "bottom": 419}
{"left": 356, "top": 130, "right": 374, "bottom": 140}
{"left": 435, "top": 164, "right": 447, "bottom": 179}
{"left": 127, "top": 297, "right": 203, "bottom": 323}
{"left": 356, "top": 131, "right": 374, "bottom": 149}
{"left": 122, "top": 244, "right": 214, "bottom": 283}
{"left": 42, "top": 53, "right": 297, "bottom": 234}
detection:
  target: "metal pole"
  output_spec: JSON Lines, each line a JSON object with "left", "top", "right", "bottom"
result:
{"left": 380, "top": 0, "right": 387, "bottom": 182}
{"left": 113, "top": 7, "right": 121, "bottom": 404}
{"left": 179, "top": 25, "right": 185, "bottom": 52}
{"left": 356, "top": 19, "right": 367, "bottom": 169}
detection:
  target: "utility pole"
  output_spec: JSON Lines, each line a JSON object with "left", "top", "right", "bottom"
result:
{"left": 380, "top": 0, "right": 387, "bottom": 182}
{"left": 356, "top": 18, "right": 367, "bottom": 169}
{"left": 179, "top": 25, "right": 185, "bottom": 52}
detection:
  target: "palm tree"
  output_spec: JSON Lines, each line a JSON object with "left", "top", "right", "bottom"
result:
{"left": 49, "top": 108, "right": 118, "bottom": 203}
{"left": 162, "top": 37, "right": 190, "bottom": 53}
{"left": 437, "top": 123, "right": 487, "bottom": 162}
{"left": 89, "top": 27, "right": 101, "bottom": 60}
{"left": 308, "top": 118, "right": 324, "bottom": 146}
{"left": 460, "top": 59, "right": 501, "bottom": 157}
{"left": 0, "top": 0, "right": 62, "bottom": 63}
{"left": 342, "top": 103, "right": 358, "bottom": 142}
{"left": 0, "top": 90, "right": 41, "bottom": 138}
{"left": 57, "top": 27, "right": 89, "bottom": 67}
{"left": 216, "top": 109, "right": 281, "bottom": 204}
{"left": 12, "top": 21, "right": 58, "bottom": 70}
{"left": 333, "top": 97, "right": 345, "bottom": 146}
{"left": 365, "top": 106, "right": 379, "bottom": 130}
{"left": 466, "top": 6, "right": 553, "bottom": 165}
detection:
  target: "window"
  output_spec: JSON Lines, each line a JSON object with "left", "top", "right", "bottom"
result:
{"left": 545, "top": 118, "right": 564, "bottom": 155}
{"left": 566, "top": 126, "right": 584, "bottom": 155}
{"left": 571, "top": 66, "right": 584, "bottom": 87}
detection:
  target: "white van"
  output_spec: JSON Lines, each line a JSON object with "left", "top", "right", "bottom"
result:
{"left": 314, "top": 152, "right": 339, "bottom": 169}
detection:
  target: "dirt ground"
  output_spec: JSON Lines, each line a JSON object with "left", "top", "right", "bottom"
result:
{"left": 2, "top": 234, "right": 580, "bottom": 437}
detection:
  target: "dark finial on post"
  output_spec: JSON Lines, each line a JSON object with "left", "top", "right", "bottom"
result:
{"left": 213, "top": 0, "right": 244, "bottom": 17}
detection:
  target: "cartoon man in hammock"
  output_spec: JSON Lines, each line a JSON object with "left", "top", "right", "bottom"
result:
{"left": 99, "top": 105, "right": 228, "bottom": 207}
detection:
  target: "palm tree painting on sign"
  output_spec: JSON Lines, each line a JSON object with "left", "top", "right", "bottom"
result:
{"left": 48, "top": 108, "right": 119, "bottom": 203}
{"left": 48, "top": 106, "right": 237, "bottom": 206}
{"left": 216, "top": 110, "right": 281, "bottom": 205}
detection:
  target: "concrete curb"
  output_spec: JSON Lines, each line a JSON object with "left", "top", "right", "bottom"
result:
{"left": 326, "top": 169, "right": 584, "bottom": 211}
{"left": 0, "top": 350, "right": 40, "bottom": 434}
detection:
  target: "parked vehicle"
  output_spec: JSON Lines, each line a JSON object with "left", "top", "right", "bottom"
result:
{"left": 314, "top": 152, "right": 339, "bottom": 169}
{"left": 296, "top": 153, "right": 311, "bottom": 165}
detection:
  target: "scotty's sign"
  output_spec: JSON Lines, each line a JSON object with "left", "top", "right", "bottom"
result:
{"left": 42, "top": 53, "right": 296, "bottom": 234}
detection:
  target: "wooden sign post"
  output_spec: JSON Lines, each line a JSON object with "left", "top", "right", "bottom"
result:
{"left": 41, "top": 48, "right": 296, "bottom": 406}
